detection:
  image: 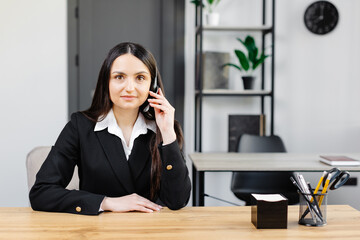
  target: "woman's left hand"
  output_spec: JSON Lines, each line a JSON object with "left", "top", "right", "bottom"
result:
{"left": 148, "top": 89, "right": 176, "bottom": 145}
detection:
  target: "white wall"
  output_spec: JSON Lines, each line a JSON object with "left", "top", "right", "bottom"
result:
{"left": 0, "top": 0, "right": 67, "bottom": 206}
{"left": 184, "top": 0, "right": 360, "bottom": 208}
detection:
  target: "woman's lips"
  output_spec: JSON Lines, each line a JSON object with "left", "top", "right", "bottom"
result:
{"left": 121, "top": 95, "right": 136, "bottom": 101}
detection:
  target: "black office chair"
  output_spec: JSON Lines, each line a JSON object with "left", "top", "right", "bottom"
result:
{"left": 230, "top": 134, "right": 299, "bottom": 205}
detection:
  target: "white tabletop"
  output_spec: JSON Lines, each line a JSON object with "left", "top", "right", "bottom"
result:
{"left": 188, "top": 152, "right": 360, "bottom": 172}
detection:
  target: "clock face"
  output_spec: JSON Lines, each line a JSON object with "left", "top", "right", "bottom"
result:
{"left": 304, "top": 1, "right": 339, "bottom": 35}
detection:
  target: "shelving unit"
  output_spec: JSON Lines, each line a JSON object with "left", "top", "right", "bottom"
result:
{"left": 196, "top": 25, "right": 273, "bottom": 34}
{"left": 195, "top": 89, "right": 272, "bottom": 97}
{"left": 193, "top": 0, "right": 276, "bottom": 206}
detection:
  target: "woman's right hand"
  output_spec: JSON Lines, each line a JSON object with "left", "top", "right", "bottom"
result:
{"left": 100, "top": 193, "right": 162, "bottom": 213}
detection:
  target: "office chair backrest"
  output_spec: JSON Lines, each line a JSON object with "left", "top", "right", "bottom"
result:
{"left": 238, "top": 134, "right": 286, "bottom": 153}
{"left": 232, "top": 134, "right": 298, "bottom": 205}
{"left": 26, "top": 146, "right": 79, "bottom": 192}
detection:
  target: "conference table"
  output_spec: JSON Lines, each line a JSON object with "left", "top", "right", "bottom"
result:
{"left": 189, "top": 152, "right": 360, "bottom": 206}
{"left": 1, "top": 205, "right": 359, "bottom": 239}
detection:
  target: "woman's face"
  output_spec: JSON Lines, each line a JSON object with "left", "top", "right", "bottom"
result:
{"left": 109, "top": 54, "right": 152, "bottom": 112}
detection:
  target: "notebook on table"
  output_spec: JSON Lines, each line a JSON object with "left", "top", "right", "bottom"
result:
{"left": 319, "top": 155, "right": 360, "bottom": 166}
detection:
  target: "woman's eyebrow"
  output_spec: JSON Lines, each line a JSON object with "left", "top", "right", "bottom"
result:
{"left": 111, "top": 71, "right": 150, "bottom": 75}
{"left": 134, "top": 71, "right": 150, "bottom": 75}
{"left": 111, "top": 71, "right": 126, "bottom": 75}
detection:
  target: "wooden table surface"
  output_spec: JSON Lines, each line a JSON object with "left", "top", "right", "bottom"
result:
{"left": 0, "top": 205, "right": 359, "bottom": 239}
{"left": 189, "top": 152, "right": 360, "bottom": 171}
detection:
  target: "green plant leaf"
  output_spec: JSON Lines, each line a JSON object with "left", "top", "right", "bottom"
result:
{"left": 234, "top": 35, "right": 271, "bottom": 72}
{"left": 190, "top": 0, "right": 198, "bottom": 5}
{"left": 237, "top": 36, "right": 258, "bottom": 64}
{"left": 191, "top": 0, "right": 204, "bottom": 7}
{"left": 239, "top": 36, "right": 256, "bottom": 53}
{"left": 237, "top": 37, "right": 246, "bottom": 48}
{"left": 253, "top": 53, "right": 270, "bottom": 70}
{"left": 248, "top": 48, "right": 258, "bottom": 64}
{"left": 235, "top": 50, "right": 249, "bottom": 71}
{"left": 209, "top": 0, "right": 221, "bottom": 6}
{"left": 222, "top": 63, "right": 242, "bottom": 71}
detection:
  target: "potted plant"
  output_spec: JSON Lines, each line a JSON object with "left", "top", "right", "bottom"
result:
{"left": 223, "top": 35, "right": 270, "bottom": 89}
{"left": 191, "top": 0, "right": 221, "bottom": 26}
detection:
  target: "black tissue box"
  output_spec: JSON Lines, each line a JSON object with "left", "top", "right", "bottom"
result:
{"left": 251, "top": 194, "right": 288, "bottom": 229}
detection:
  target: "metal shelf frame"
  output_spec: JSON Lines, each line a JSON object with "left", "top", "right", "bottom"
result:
{"left": 195, "top": 25, "right": 273, "bottom": 34}
{"left": 193, "top": 0, "right": 276, "bottom": 206}
{"left": 195, "top": 89, "right": 272, "bottom": 97}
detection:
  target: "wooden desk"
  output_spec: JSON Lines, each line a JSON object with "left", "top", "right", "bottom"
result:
{"left": 0, "top": 206, "right": 359, "bottom": 239}
{"left": 189, "top": 153, "right": 360, "bottom": 206}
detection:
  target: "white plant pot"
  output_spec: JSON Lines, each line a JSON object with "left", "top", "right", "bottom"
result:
{"left": 205, "top": 12, "right": 220, "bottom": 26}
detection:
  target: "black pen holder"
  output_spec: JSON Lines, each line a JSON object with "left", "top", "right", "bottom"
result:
{"left": 298, "top": 191, "right": 327, "bottom": 227}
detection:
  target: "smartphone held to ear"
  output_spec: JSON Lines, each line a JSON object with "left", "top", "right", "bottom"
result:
{"left": 143, "top": 71, "right": 159, "bottom": 114}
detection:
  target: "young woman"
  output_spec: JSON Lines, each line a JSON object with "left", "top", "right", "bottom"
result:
{"left": 29, "top": 42, "right": 191, "bottom": 215}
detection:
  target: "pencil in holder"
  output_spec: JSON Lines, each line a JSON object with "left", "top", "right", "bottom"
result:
{"left": 298, "top": 191, "right": 327, "bottom": 227}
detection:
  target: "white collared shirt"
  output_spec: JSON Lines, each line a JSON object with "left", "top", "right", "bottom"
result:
{"left": 94, "top": 109, "right": 157, "bottom": 160}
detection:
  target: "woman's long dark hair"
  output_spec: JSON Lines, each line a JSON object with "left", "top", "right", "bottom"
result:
{"left": 82, "top": 42, "right": 183, "bottom": 200}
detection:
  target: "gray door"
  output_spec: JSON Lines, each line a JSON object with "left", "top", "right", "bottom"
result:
{"left": 68, "top": 0, "right": 184, "bottom": 126}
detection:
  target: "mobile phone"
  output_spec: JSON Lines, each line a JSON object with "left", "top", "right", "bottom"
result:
{"left": 143, "top": 70, "right": 159, "bottom": 115}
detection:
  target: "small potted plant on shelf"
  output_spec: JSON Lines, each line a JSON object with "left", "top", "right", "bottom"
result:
{"left": 223, "top": 35, "right": 270, "bottom": 90}
{"left": 191, "top": 0, "right": 221, "bottom": 26}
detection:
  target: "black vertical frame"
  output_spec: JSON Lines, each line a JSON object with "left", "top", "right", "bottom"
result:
{"left": 195, "top": 0, "right": 204, "bottom": 153}
{"left": 270, "top": 0, "right": 275, "bottom": 135}
{"left": 67, "top": 0, "right": 79, "bottom": 119}
{"left": 160, "top": 0, "right": 185, "bottom": 128}
{"left": 174, "top": 0, "right": 185, "bottom": 128}
{"left": 193, "top": 0, "right": 205, "bottom": 206}
{"left": 261, "top": 0, "right": 276, "bottom": 135}
{"left": 261, "top": 0, "right": 266, "bottom": 115}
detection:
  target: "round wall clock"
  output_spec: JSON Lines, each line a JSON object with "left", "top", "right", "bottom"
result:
{"left": 304, "top": 1, "right": 339, "bottom": 35}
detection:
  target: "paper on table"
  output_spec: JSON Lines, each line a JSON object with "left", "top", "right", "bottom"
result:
{"left": 251, "top": 194, "right": 287, "bottom": 202}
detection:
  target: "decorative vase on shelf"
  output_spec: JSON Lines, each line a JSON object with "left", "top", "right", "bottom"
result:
{"left": 242, "top": 76, "right": 255, "bottom": 90}
{"left": 205, "top": 12, "right": 220, "bottom": 26}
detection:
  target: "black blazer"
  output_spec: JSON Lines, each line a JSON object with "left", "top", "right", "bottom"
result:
{"left": 29, "top": 112, "right": 191, "bottom": 215}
